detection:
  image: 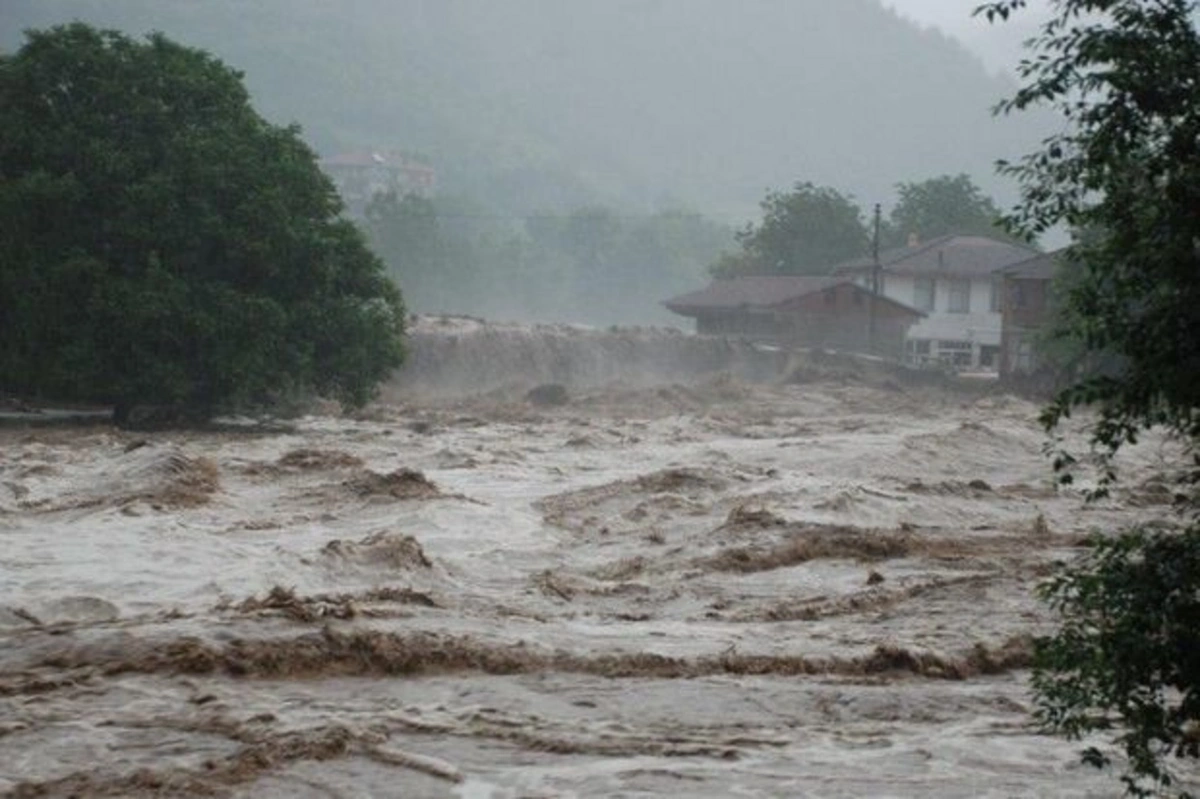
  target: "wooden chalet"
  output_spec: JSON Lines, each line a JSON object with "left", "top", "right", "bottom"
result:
{"left": 664, "top": 275, "right": 924, "bottom": 357}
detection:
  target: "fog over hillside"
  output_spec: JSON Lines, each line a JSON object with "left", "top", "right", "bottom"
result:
{"left": 3, "top": 0, "right": 1051, "bottom": 223}
{"left": 886, "top": 0, "right": 1052, "bottom": 76}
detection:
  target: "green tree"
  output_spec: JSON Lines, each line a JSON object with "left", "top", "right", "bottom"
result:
{"left": 363, "top": 191, "right": 731, "bottom": 325}
{"left": 887, "top": 173, "right": 1016, "bottom": 245}
{"left": 515, "top": 205, "right": 731, "bottom": 324}
{"left": 365, "top": 190, "right": 452, "bottom": 309}
{"left": 0, "top": 23, "right": 405, "bottom": 423}
{"left": 979, "top": 1, "right": 1200, "bottom": 794}
{"left": 606, "top": 208, "right": 733, "bottom": 324}
{"left": 720, "top": 182, "right": 868, "bottom": 276}
{"left": 562, "top": 206, "right": 623, "bottom": 302}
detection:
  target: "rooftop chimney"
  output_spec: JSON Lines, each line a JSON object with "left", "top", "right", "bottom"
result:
{"left": 907, "top": 232, "right": 920, "bottom": 248}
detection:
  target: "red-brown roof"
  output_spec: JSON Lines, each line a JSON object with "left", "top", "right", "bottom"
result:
{"left": 664, "top": 276, "right": 843, "bottom": 314}
{"left": 664, "top": 275, "right": 924, "bottom": 318}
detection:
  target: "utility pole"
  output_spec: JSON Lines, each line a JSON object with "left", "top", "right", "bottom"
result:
{"left": 869, "top": 203, "right": 881, "bottom": 354}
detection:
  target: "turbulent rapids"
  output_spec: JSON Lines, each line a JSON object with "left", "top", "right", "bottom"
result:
{"left": 0, "top": 320, "right": 1178, "bottom": 797}
{"left": 391, "top": 315, "right": 784, "bottom": 397}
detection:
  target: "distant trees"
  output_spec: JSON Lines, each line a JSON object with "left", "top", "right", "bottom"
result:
{"left": 0, "top": 24, "right": 406, "bottom": 423}
{"left": 887, "top": 173, "right": 1016, "bottom": 245}
{"left": 979, "top": 0, "right": 1200, "bottom": 795}
{"left": 715, "top": 175, "right": 1013, "bottom": 277}
{"left": 716, "top": 182, "right": 869, "bottom": 276}
{"left": 365, "top": 191, "right": 456, "bottom": 310}
{"left": 553, "top": 206, "right": 624, "bottom": 306}
{"left": 365, "top": 194, "right": 732, "bottom": 325}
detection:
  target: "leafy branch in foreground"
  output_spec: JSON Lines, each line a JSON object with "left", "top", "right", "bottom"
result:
{"left": 977, "top": 0, "right": 1200, "bottom": 793}
{"left": 1034, "top": 529, "right": 1200, "bottom": 797}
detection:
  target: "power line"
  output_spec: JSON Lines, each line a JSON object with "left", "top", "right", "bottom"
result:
{"left": 399, "top": 210, "right": 751, "bottom": 224}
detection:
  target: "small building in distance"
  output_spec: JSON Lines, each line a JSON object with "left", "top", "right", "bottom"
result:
{"left": 995, "top": 250, "right": 1061, "bottom": 380}
{"left": 663, "top": 275, "right": 924, "bottom": 358}
{"left": 834, "top": 234, "right": 1040, "bottom": 370}
{"left": 320, "top": 150, "right": 436, "bottom": 216}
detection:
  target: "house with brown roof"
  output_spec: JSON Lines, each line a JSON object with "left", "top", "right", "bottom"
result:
{"left": 663, "top": 275, "right": 924, "bottom": 358}
{"left": 833, "top": 234, "right": 1039, "bottom": 370}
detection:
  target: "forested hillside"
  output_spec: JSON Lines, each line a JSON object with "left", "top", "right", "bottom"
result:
{"left": 3, "top": 0, "right": 1044, "bottom": 218}
{"left": 2, "top": 1, "right": 1050, "bottom": 323}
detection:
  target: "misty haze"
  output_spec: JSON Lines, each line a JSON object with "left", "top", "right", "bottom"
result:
{"left": 3, "top": 1, "right": 1195, "bottom": 797}
{"left": 6, "top": 0, "right": 1053, "bottom": 326}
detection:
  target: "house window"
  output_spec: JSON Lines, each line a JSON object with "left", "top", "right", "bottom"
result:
{"left": 913, "top": 277, "right": 935, "bottom": 311}
{"left": 937, "top": 339, "right": 974, "bottom": 368}
{"left": 948, "top": 279, "right": 971, "bottom": 313}
{"left": 905, "top": 338, "right": 932, "bottom": 366}
{"left": 1016, "top": 336, "right": 1035, "bottom": 372}
{"left": 990, "top": 278, "right": 1003, "bottom": 313}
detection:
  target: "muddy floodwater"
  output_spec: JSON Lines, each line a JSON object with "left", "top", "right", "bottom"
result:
{"left": 0, "top": 357, "right": 1183, "bottom": 797}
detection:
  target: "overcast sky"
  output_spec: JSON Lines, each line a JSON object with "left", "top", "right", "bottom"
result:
{"left": 886, "top": 0, "right": 1050, "bottom": 73}
{"left": 888, "top": 0, "right": 988, "bottom": 30}
{"left": 887, "top": 0, "right": 1046, "bottom": 31}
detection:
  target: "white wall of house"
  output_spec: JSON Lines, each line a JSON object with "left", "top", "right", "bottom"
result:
{"left": 890, "top": 274, "right": 1001, "bottom": 345}
{"left": 858, "top": 273, "right": 1003, "bottom": 368}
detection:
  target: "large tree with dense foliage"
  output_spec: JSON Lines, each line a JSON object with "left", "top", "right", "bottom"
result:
{"left": 978, "top": 1, "right": 1200, "bottom": 794}
{"left": 716, "top": 182, "right": 869, "bottom": 276}
{"left": 0, "top": 23, "right": 405, "bottom": 422}
{"left": 886, "top": 173, "right": 1016, "bottom": 245}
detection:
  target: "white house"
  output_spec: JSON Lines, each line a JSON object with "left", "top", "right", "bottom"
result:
{"left": 834, "top": 235, "right": 1040, "bottom": 370}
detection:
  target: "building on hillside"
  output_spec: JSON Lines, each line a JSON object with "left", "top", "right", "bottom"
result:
{"left": 995, "top": 250, "right": 1061, "bottom": 380}
{"left": 833, "top": 234, "right": 1039, "bottom": 370}
{"left": 320, "top": 150, "right": 437, "bottom": 216}
{"left": 663, "top": 276, "right": 924, "bottom": 357}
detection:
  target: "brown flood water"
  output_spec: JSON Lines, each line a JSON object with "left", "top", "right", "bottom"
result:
{"left": 0, "top": 363, "right": 1185, "bottom": 797}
